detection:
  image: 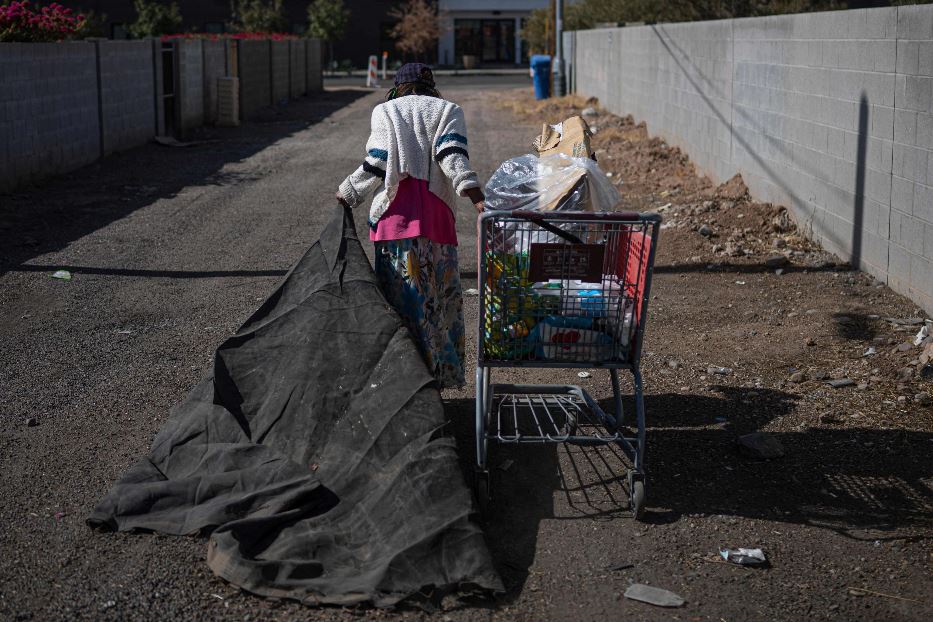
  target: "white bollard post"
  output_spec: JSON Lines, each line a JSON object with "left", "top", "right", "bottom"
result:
{"left": 381, "top": 51, "right": 388, "bottom": 81}
{"left": 366, "top": 55, "right": 379, "bottom": 88}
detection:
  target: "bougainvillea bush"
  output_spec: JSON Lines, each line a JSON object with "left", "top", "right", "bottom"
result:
{"left": 0, "top": 2, "right": 87, "bottom": 42}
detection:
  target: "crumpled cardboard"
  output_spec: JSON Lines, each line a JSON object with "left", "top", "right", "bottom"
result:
{"left": 533, "top": 115, "right": 594, "bottom": 159}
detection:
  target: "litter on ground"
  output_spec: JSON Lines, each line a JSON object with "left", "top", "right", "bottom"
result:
{"left": 623, "top": 584, "right": 685, "bottom": 608}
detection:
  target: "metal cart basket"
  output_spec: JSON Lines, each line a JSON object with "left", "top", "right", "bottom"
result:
{"left": 474, "top": 210, "right": 661, "bottom": 519}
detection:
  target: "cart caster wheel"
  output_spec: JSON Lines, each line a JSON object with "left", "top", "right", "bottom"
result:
{"left": 631, "top": 480, "right": 646, "bottom": 520}
{"left": 565, "top": 412, "right": 578, "bottom": 436}
{"left": 473, "top": 471, "right": 491, "bottom": 518}
{"left": 628, "top": 472, "right": 646, "bottom": 520}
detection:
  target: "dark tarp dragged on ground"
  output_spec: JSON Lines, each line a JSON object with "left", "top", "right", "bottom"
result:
{"left": 87, "top": 205, "right": 503, "bottom": 606}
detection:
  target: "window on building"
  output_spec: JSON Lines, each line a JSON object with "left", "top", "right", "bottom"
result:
{"left": 455, "top": 19, "right": 482, "bottom": 58}
{"left": 520, "top": 18, "right": 529, "bottom": 63}
{"left": 455, "top": 19, "right": 515, "bottom": 64}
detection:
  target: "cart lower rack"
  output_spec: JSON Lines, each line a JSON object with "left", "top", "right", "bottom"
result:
{"left": 475, "top": 210, "right": 661, "bottom": 519}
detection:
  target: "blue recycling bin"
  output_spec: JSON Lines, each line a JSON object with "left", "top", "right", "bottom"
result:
{"left": 531, "top": 54, "right": 552, "bottom": 100}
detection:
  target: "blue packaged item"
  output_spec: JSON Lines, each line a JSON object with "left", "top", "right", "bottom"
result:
{"left": 533, "top": 316, "right": 614, "bottom": 361}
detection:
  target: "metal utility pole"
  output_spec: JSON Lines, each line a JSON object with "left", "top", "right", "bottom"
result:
{"left": 553, "top": 0, "right": 565, "bottom": 97}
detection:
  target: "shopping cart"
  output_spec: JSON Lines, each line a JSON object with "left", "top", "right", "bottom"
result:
{"left": 474, "top": 210, "right": 661, "bottom": 519}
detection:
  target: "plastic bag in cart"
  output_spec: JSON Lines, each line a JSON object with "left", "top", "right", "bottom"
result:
{"left": 484, "top": 154, "right": 622, "bottom": 253}
{"left": 484, "top": 153, "right": 621, "bottom": 213}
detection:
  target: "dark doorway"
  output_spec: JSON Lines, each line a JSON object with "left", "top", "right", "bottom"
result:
{"left": 455, "top": 18, "right": 516, "bottom": 64}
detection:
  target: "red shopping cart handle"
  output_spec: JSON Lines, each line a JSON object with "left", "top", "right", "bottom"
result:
{"left": 499, "top": 210, "right": 659, "bottom": 222}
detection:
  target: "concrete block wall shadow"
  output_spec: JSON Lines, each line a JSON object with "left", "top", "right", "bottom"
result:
{"left": 0, "top": 88, "right": 371, "bottom": 281}
{"left": 571, "top": 5, "right": 933, "bottom": 315}
{"left": 271, "top": 41, "right": 290, "bottom": 104}
{"left": 176, "top": 39, "right": 205, "bottom": 137}
{"left": 237, "top": 40, "right": 272, "bottom": 120}
{"left": 152, "top": 39, "right": 165, "bottom": 137}
{"left": 307, "top": 39, "right": 324, "bottom": 93}
{"left": 290, "top": 40, "right": 307, "bottom": 99}
{"left": 0, "top": 42, "right": 100, "bottom": 192}
{"left": 97, "top": 40, "right": 156, "bottom": 156}
{"left": 0, "top": 37, "right": 325, "bottom": 190}
{"left": 203, "top": 40, "right": 228, "bottom": 126}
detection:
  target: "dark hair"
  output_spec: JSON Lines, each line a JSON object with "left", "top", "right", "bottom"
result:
{"left": 386, "top": 81, "right": 442, "bottom": 101}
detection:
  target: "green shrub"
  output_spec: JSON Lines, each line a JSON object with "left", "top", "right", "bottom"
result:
{"left": 128, "top": 0, "right": 182, "bottom": 39}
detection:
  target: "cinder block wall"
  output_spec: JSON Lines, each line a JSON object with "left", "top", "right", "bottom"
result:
{"left": 202, "top": 40, "right": 228, "bottom": 125}
{"left": 176, "top": 39, "right": 204, "bottom": 135}
{"left": 306, "top": 39, "right": 323, "bottom": 92}
{"left": 290, "top": 40, "right": 307, "bottom": 99}
{"left": 731, "top": 10, "right": 897, "bottom": 288}
{"left": 0, "top": 42, "right": 100, "bottom": 191}
{"left": 238, "top": 40, "right": 272, "bottom": 119}
{"left": 569, "top": 5, "right": 933, "bottom": 314}
{"left": 1, "top": 37, "right": 322, "bottom": 189}
{"left": 152, "top": 39, "right": 165, "bottom": 136}
{"left": 98, "top": 40, "right": 156, "bottom": 155}
{"left": 891, "top": 6, "right": 933, "bottom": 314}
{"left": 271, "top": 41, "right": 290, "bottom": 103}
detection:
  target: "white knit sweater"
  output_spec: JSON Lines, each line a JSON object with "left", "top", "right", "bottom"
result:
{"left": 338, "top": 95, "right": 481, "bottom": 229}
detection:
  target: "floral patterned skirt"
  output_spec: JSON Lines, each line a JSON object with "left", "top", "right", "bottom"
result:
{"left": 374, "top": 237, "right": 466, "bottom": 389}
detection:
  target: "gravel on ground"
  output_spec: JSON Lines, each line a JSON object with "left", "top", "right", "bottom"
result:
{"left": 1, "top": 81, "right": 930, "bottom": 621}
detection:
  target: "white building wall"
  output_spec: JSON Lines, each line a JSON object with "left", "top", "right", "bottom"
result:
{"left": 438, "top": 0, "right": 549, "bottom": 66}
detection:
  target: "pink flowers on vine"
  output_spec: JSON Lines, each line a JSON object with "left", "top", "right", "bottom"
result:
{"left": 0, "top": 2, "right": 87, "bottom": 42}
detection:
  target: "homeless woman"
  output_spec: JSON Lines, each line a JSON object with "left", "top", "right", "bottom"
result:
{"left": 336, "top": 63, "right": 486, "bottom": 389}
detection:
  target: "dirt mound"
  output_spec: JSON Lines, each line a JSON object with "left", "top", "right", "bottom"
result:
{"left": 714, "top": 174, "right": 749, "bottom": 200}
{"left": 494, "top": 90, "right": 812, "bottom": 258}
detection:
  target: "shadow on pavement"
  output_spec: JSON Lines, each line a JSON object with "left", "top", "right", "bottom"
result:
{"left": 442, "top": 397, "right": 560, "bottom": 600}
{"left": 612, "top": 387, "right": 933, "bottom": 538}
{"left": 442, "top": 384, "right": 933, "bottom": 600}
{"left": 8, "top": 264, "right": 288, "bottom": 279}
{"left": 0, "top": 89, "right": 370, "bottom": 277}
{"left": 653, "top": 261, "right": 846, "bottom": 275}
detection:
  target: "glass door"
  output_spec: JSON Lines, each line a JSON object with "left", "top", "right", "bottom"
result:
{"left": 481, "top": 19, "right": 515, "bottom": 63}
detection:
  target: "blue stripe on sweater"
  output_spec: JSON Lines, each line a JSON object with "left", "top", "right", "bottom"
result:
{"left": 367, "top": 148, "right": 388, "bottom": 161}
{"left": 436, "top": 133, "right": 467, "bottom": 148}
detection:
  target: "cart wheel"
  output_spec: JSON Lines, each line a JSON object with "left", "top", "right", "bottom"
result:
{"left": 482, "top": 367, "right": 493, "bottom": 424}
{"left": 628, "top": 471, "right": 646, "bottom": 520}
{"left": 631, "top": 480, "right": 646, "bottom": 520}
{"left": 473, "top": 470, "right": 491, "bottom": 517}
